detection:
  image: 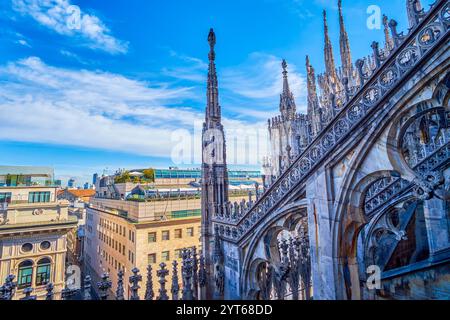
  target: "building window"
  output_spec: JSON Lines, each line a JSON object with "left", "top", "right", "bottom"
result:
{"left": 28, "top": 192, "right": 50, "bottom": 203}
{"left": 175, "top": 249, "right": 183, "bottom": 259}
{"left": 162, "top": 251, "right": 170, "bottom": 261}
{"left": 18, "top": 260, "right": 33, "bottom": 289}
{"left": 187, "top": 227, "right": 194, "bottom": 237}
{"left": 148, "top": 253, "right": 156, "bottom": 264}
{"left": 40, "top": 241, "right": 51, "bottom": 250}
{"left": 36, "top": 258, "right": 51, "bottom": 286}
{"left": 21, "top": 243, "right": 33, "bottom": 253}
{"left": 162, "top": 231, "right": 170, "bottom": 241}
{"left": 148, "top": 232, "right": 157, "bottom": 243}
{"left": 174, "top": 229, "right": 182, "bottom": 239}
{"left": 0, "top": 192, "right": 12, "bottom": 204}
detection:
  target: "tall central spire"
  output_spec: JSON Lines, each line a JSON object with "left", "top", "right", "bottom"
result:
{"left": 338, "top": 0, "right": 353, "bottom": 80}
{"left": 279, "top": 59, "right": 296, "bottom": 118}
{"left": 206, "top": 28, "right": 220, "bottom": 124}
{"left": 323, "top": 10, "right": 337, "bottom": 78}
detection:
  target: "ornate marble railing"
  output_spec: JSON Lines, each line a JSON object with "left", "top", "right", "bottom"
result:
{"left": 213, "top": 0, "right": 450, "bottom": 243}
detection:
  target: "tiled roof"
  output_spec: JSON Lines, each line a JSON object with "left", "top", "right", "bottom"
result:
{"left": 66, "top": 189, "right": 96, "bottom": 198}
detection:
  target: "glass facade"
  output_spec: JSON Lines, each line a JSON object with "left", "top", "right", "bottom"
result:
{"left": 28, "top": 192, "right": 51, "bottom": 203}
{"left": 154, "top": 169, "right": 261, "bottom": 179}
{"left": 171, "top": 209, "right": 201, "bottom": 219}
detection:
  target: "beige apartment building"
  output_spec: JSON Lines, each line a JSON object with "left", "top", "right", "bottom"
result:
{"left": 84, "top": 193, "right": 248, "bottom": 299}
{"left": 0, "top": 166, "right": 77, "bottom": 299}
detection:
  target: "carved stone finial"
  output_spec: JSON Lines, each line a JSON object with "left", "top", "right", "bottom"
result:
{"left": 145, "top": 265, "right": 155, "bottom": 300}
{"left": 129, "top": 267, "right": 142, "bottom": 300}
{"left": 83, "top": 275, "right": 92, "bottom": 300}
{"left": 1, "top": 275, "right": 16, "bottom": 300}
{"left": 171, "top": 260, "right": 180, "bottom": 301}
{"left": 45, "top": 283, "right": 54, "bottom": 300}
{"left": 20, "top": 287, "right": 37, "bottom": 300}
{"left": 156, "top": 263, "right": 169, "bottom": 300}
{"left": 116, "top": 269, "right": 125, "bottom": 300}
{"left": 181, "top": 249, "right": 194, "bottom": 300}
{"left": 191, "top": 247, "right": 199, "bottom": 300}
{"left": 97, "top": 273, "right": 112, "bottom": 300}
{"left": 199, "top": 254, "right": 207, "bottom": 288}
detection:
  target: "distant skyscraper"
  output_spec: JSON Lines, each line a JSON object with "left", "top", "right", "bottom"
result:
{"left": 83, "top": 182, "right": 89, "bottom": 190}
{"left": 68, "top": 178, "right": 75, "bottom": 188}
{"left": 92, "top": 173, "right": 98, "bottom": 185}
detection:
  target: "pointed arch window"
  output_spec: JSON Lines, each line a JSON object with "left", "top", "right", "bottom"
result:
{"left": 36, "top": 258, "right": 51, "bottom": 286}
{"left": 18, "top": 260, "right": 33, "bottom": 289}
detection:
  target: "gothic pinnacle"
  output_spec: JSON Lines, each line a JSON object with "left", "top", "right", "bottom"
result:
{"left": 323, "top": 9, "right": 336, "bottom": 77}
{"left": 338, "top": 0, "right": 353, "bottom": 80}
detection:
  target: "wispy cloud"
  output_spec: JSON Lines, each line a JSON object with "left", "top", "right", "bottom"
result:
{"left": 16, "top": 39, "right": 31, "bottom": 47}
{"left": 11, "top": 0, "right": 128, "bottom": 54}
{"left": 221, "top": 52, "right": 307, "bottom": 113}
{"left": 0, "top": 57, "right": 269, "bottom": 165}
{"left": 162, "top": 50, "right": 208, "bottom": 83}
{"left": 0, "top": 57, "right": 200, "bottom": 157}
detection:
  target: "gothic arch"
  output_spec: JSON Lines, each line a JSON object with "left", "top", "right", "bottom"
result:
{"left": 332, "top": 65, "right": 450, "bottom": 299}
{"left": 241, "top": 201, "right": 308, "bottom": 299}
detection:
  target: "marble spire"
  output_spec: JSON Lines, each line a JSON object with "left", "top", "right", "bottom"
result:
{"left": 338, "top": 0, "right": 353, "bottom": 81}
{"left": 279, "top": 59, "right": 296, "bottom": 118}
{"left": 206, "top": 28, "right": 221, "bottom": 125}
{"left": 323, "top": 10, "right": 338, "bottom": 79}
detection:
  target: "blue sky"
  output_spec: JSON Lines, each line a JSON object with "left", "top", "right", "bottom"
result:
{"left": 0, "top": 0, "right": 434, "bottom": 186}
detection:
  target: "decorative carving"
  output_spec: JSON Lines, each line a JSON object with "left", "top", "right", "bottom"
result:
{"left": 129, "top": 268, "right": 142, "bottom": 300}
{"left": 116, "top": 269, "right": 125, "bottom": 300}
{"left": 181, "top": 249, "right": 194, "bottom": 300}
{"left": 171, "top": 261, "right": 180, "bottom": 301}
{"left": 45, "top": 283, "right": 54, "bottom": 300}
{"left": 145, "top": 265, "right": 154, "bottom": 300}
{"left": 97, "top": 273, "right": 112, "bottom": 300}
{"left": 211, "top": 0, "right": 449, "bottom": 243}
{"left": 83, "top": 275, "right": 92, "bottom": 300}
{"left": 156, "top": 263, "right": 169, "bottom": 300}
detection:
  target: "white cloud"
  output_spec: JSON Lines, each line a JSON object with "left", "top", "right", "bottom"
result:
{"left": 12, "top": 0, "right": 128, "bottom": 54}
{"left": 0, "top": 57, "right": 269, "bottom": 166}
{"left": 16, "top": 39, "right": 31, "bottom": 47}
{"left": 0, "top": 57, "right": 200, "bottom": 157}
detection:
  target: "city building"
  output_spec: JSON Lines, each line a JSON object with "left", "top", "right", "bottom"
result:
{"left": 84, "top": 168, "right": 252, "bottom": 299}
{"left": 58, "top": 189, "right": 96, "bottom": 204}
{"left": 0, "top": 166, "right": 77, "bottom": 299}
{"left": 68, "top": 178, "right": 76, "bottom": 189}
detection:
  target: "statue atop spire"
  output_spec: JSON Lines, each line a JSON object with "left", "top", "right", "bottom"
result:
{"left": 279, "top": 59, "right": 296, "bottom": 119}
{"left": 208, "top": 28, "right": 216, "bottom": 61}
{"left": 338, "top": 0, "right": 353, "bottom": 82}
